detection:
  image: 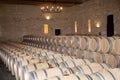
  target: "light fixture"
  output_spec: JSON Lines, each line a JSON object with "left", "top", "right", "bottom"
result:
{"left": 74, "top": 21, "right": 78, "bottom": 33}
{"left": 88, "top": 19, "right": 91, "bottom": 32}
{"left": 44, "top": 24, "right": 48, "bottom": 34}
{"left": 43, "top": 13, "right": 52, "bottom": 20}
{"left": 45, "top": 15, "right": 51, "bottom": 20}
{"left": 95, "top": 20, "right": 101, "bottom": 28}
{"left": 96, "top": 22, "right": 100, "bottom": 28}
{"left": 40, "top": 4, "right": 63, "bottom": 13}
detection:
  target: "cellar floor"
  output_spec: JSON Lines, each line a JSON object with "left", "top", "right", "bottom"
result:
{"left": 0, "top": 59, "right": 16, "bottom": 80}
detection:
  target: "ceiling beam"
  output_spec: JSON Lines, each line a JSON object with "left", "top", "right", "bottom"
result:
{"left": 0, "top": 0, "right": 89, "bottom": 6}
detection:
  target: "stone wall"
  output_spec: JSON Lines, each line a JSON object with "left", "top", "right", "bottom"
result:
{"left": 71, "top": 0, "right": 120, "bottom": 35}
{"left": 0, "top": 4, "right": 75, "bottom": 41}
{"left": 0, "top": 0, "right": 120, "bottom": 41}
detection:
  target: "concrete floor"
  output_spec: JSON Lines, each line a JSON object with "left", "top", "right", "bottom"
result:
{"left": 0, "top": 59, "right": 16, "bottom": 80}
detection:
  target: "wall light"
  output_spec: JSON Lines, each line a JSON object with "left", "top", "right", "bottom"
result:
{"left": 43, "top": 13, "right": 52, "bottom": 20}
{"left": 44, "top": 24, "right": 48, "bottom": 34}
{"left": 88, "top": 19, "right": 91, "bottom": 32}
{"left": 96, "top": 22, "right": 100, "bottom": 28}
{"left": 45, "top": 16, "right": 51, "bottom": 20}
{"left": 74, "top": 21, "right": 78, "bottom": 33}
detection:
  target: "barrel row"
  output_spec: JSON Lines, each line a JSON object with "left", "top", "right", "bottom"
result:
{"left": 0, "top": 43, "right": 75, "bottom": 80}
{"left": 1, "top": 42, "right": 120, "bottom": 70}
{"left": 26, "top": 62, "right": 111, "bottom": 80}
{"left": 45, "top": 68, "right": 120, "bottom": 80}
{"left": 0, "top": 42, "right": 116, "bottom": 80}
{"left": 22, "top": 35, "right": 120, "bottom": 67}
{"left": 7, "top": 42, "right": 120, "bottom": 68}
{"left": 23, "top": 35, "right": 120, "bottom": 55}
{"left": 0, "top": 40, "right": 120, "bottom": 80}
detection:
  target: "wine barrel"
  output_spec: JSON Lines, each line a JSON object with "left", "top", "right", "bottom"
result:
{"left": 15, "top": 58, "right": 40, "bottom": 80}
{"left": 73, "top": 49, "right": 84, "bottom": 59}
{"left": 43, "top": 36, "right": 48, "bottom": 45}
{"left": 91, "top": 37, "right": 103, "bottom": 52}
{"left": 64, "top": 36, "right": 72, "bottom": 47}
{"left": 7, "top": 52, "right": 27, "bottom": 72}
{"left": 0, "top": 50, "right": 15, "bottom": 73}
{"left": 44, "top": 45, "right": 48, "bottom": 50}
{"left": 53, "top": 36, "right": 59, "bottom": 46}
{"left": 114, "top": 55, "right": 120, "bottom": 67}
{"left": 101, "top": 38, "right": 114, "bottom": 53}
{"left": 107, "top": 37, "right": 116, "bottom": 54}
{"left": 13, "top": 55, "right": 38, "bottom": 75}
{"left": 46, "top": 74, "right": 98, "bottom": 80}
{"left": 82, "top": 51, "right": 93, "bottom": 61}
{"left": 49, "top": 37, "right": 54, "bottom": 45}
{"left": 87, "top": 37, "right": 100, "bottom": 52}
{"left": 10, "top": 55, "right": 29, "bottom": 75}
{"left": 48, "top": 46, "right": 52, "bottom": 50}
{"left": 51, "top": 46, "right": 56, "bottom": 51}
{"left": 19, "top": 62, "right": 56, "bottom": 80}
{"left": 26, "top": 67, "right": 75, "bottom": 80}
{"left": 92, "top": 52, "right": 103, "bottom": 63}
{"left": 76, "top": 36, "right": 101, "bottom": 51}
{"left": 56, "top": 46, "right": 62, "bottom": 53}
{"left": 70, "top": 36, "right": 79, "bottom": 48}
{"left": 74, "top": 50, "right": 93, "bottom": 62}
{"left": 67, "top": 48, "right": 74, "bottom": 56}
{"left": 114, "top": 39, "right": 120, "bottom": 55}
{"left": 61, "top": 47, "right": 68, "bottom": 55}
{"left": 77, "top": 36, "right": 89, "bottom": 50}
{"left": 40, "top": 50, "right": 54, "bottom": 57}
{"left": 103, "top": 54, "right": 118, "bottom": 68}
{"left": 42, "top": 53, "right": 62, "bottom": 62}
{"left": 91, "top": 69, "right": 116, "bottom": 80}
{"left": 1, "top": 52, "right": 9, "bottom": 68}
{"left": 50, "top": 56, "right": 73, "bottom": 65}
{"left": 60, "top": 59, "right": 91, "bottom": 68}
{"left": 73, "top": 63, "right": 110, "bottom": 75}
{"left": 0, "top": 49, "right": 8, "bottom": 65}
{"left": 82, "top": 36, "right": 93, "bottom": 51}
{"left": 46, "top": 36, "right": 50, "bottom": 45}
{"left": 20, "top": 55, "right": 72, "bottom": 80}
{"left": 58, "top": 36, "right": 66, "bottom": 47}
{"left": 40, "top": 36, "right": 44, "bottom": 44}
{"left": 108, "top": 68, "right": 120, "bottom": 79}
{"left": 17, "top": 54, "right": 67, "bottom": 79}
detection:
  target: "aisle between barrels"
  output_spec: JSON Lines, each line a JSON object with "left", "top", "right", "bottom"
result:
{"left": 0, "top": 59, "right": 16, "bottom": 80}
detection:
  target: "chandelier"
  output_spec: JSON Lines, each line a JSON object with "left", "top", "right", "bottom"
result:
{"left": 40, "top": 4, "right": 63, "bottom": 13}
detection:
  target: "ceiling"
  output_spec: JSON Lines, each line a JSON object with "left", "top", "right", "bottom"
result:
{"left": 0, "top": 0, "right": 89, "bottom": 6}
